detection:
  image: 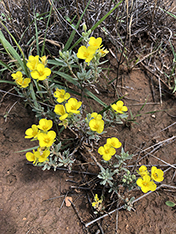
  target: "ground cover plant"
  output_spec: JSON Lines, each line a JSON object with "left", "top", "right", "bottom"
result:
{"left": 0, "top": 0, "right": 176, "bottom": 233}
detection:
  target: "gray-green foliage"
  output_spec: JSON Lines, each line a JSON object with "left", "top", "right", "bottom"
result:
{"left": 98, "top": 148, "right": 135, "bottom": 192}
{"left": 42, "top": 142, "right": 75, "bottom": 172}
{"left": 98, "top": 167, "right": 115, "bottom": 186}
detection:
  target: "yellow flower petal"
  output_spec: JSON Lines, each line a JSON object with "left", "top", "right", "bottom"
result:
{"left": 106, "top": 137, "right": 122, "bottom": 148}
{"left": 77, "top": 46, "right": 96, "bottom": 64}
{"left": 54, "top": 104, "right": 68, "bottom": 120}
{"left": 31, "top": 64, "right": 51, "bottom": 81}
{"left": 26, "top": 152, "right": 35, "bottom": 162}
{"left": 111, "top": 100, "right": 128, "bottom": 114}
{"left": 89, "top": 37, "right": 102, "bottom": 49}
{"left": 98, "top": 144, "right": 116, "bottom": 161}
{"left": 137, "top": 174, "right": 157, "bottom": 193}
{"left": 38, "top": 131, "right": 56, "bottom": 147}
{"left": 138, "top": 165, "right": 148, "bottom": 177}
{"left": 21, "top": 78, "right": 31, "bottom": 88}
{"left": 25, "top": 124, "right": 39, "bottom": 139}
{"left": 151, "top": 166, "right": 164, "bottom": 182}
{"left": 11, "top": 71, "right": 23, "bottom": 80}
{"left": 65, "top": 98, "right": 82, "bottom": 114}
{"left": 54, "top": 89, "right": 70, "bottom": 103}
{"left": 27, "top": 55, "right": 39, "bottom": 70}
{"left": 90, "top": 112, "right": 102, "bottom": 120}
{"left": 89, "top": 119, "right": 104, "bottom": 134}
{"left": 38, "top": 119, "right": 53, "bottom": 132}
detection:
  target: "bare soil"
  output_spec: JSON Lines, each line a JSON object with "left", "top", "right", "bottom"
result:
{"left": 0, "top": 63, "right": 176, "bottom": 234}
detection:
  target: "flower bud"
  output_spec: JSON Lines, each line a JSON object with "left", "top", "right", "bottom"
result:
{"left": 83, "top": 23, "right": 87, "bottom": 32}
{"left": 59, "top": 50, "right": 63, "bottom": 58}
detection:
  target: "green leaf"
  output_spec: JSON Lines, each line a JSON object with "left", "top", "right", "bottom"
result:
{"left": 53, "top": 71, "right": 79, "bottom": 86}
{"left": 0, "top": 80, "right": 15, "bottom": 85}
{"left": 63, "top": 0, "right": 92, "bottom": 51}
{"left": 0, "top": 23, "right": 29, "bottom": 76}
{"left": 16, "top": 146, "right": 39, "bottom": 153}
{"left": 48, "top": 59, "right": 66, "bottom": 67}
{"left": 159, "top": 7, "right": 176, "bottom": 19}
{"left": 165, "top": 201, "right": 176, "bottom": 207}
{"left": 84, "top": 89, "right": 107, "bottom": 107}
{"left": 0, "top": 59, "right": 13, "bottom": 72}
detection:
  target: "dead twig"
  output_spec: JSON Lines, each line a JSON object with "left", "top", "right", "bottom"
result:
{"left": 84, "top": 145, "right": 103, "bottom": 170}
{"left": 68, "top": 198, "right": 89, "bottom": 234}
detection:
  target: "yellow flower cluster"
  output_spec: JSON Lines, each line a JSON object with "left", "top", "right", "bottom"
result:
{"left": 11, "top": 55, "right": 51, "bottom": 88}
{"left": 92, "top": 194, "right": 103, "bottom": 209}
{"left": 11, "top": 71, "right": 31, "bottom": 88}
{"left": 27, "top": 55, "right": 51, "bottom": 81}
{"left": 54, "top": 89, "right": 82, "bottom": 121}
{"left": 25, "top": 119, "right": 56, "bottom": 164}
{"left": 111, "top": 100, "right": 128, "bottom": 114}
{"left": 136, "top": 165, "right": 164, "bottom": 193}
{"left": 88, "top": 112, "right": 104, "bottom": 134}
{"left": 77, "top": 37, "right": 109, "bottom": 64}
{"left": 98, "top": 137, "right": 122, "bottom": 161}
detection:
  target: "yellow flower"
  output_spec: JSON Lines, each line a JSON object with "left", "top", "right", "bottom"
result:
{"left": 54, "top": 104, "right": 68, "bottom": 120}
{"left": 136, "top": 174, "right": 156, "bottom": 193}
{"left": 90, "top": 112, "right": 102, "bottom": 120}
{"left": 14, "top": 76, "right": 23, "bottom": 86}
{"left": 92, "top": 194, "right": 102, "bottom": 208}
{"left": 14, "top": 76, "right": 31, "bottom": 88}
{"left": 89, "top": 37, "right": 102, "bottom": 49}
{"left": 11, "top": 71, "right": 31, "bottom": 88}
{"left": 111, "top": 100, "right": 128, "bottom": 114}
{"left": 98, "top": 144, "right": 116, "bottom": 161}
{"left": 38, "top": 119, "right": 53, "bottom": 132}
{"left": 98, "top": 48, "right": 109, "bottom": 57}
{"left": 137, "top": 165, "right": 148, "bottom": 177}
{"left": 26, "top": 150, "right": 38, "bottom": 164}
{"left": 151, "top": 166, "right": 164, "bottom": 182}
{"left": 40, "top": 56, "right": 47, "bottom": 66}
{"left": 11, "top": 71, "right": 23, "bottom": 80}
{"left": 20, "top": 78, "right": 31, "bottom": 88}
{"left": 89, "top": 119, "right": 104, "bottom": 134}
{"left": 65, "top": 98, "right": 82, "bottom": 114}
{"left": 38, "top": 130, "right": 56, "bottom": 148}
{"left": 34, "top": 148, "right": 50, "bottom": 163}
{"left": 27, "top": 55, "right": 39, "bottom": 70}
{"left": 77, "top": 45, "right": 96, "bottom": 63}
{"left": 25, "top": 124, "right": 39, "bottom": 139}
{"left": 54, "top": 89, "right": 70, "bottom": 103}
{"left": 31, "top": 64, "right": 51, "bottom": 81}
{"left": 106, "top": 137, "right": 122, "bottom": 149}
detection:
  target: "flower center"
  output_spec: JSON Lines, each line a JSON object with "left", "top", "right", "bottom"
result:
{"left": 105, "top": 149, "right": 109, "bottom": 154}
{"left": 44, "top": 138, "right": 50, "bottom": 143}
{"left": 42, "top": 126, "right": 48, "bottom": 131}
{"left": 153, "top": 173, "right": 158, "bottom": 179}
{"left": 71, "top": 105, "right": 76, "bottom": 110}
{"left": 83, "top": 52, "right": 89, "bottom": 58}
{"left": 143, "top": 182, "right": 148, "bottom": 186}
{"left": 38, "top": 70, "right": 44, "bottom": 76}
{"left": 93, "top": 123, "right": 99, "bottom": 130}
